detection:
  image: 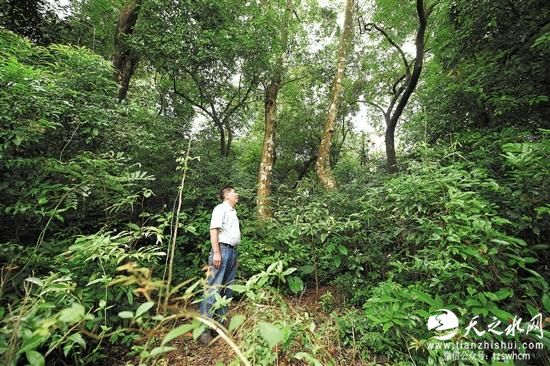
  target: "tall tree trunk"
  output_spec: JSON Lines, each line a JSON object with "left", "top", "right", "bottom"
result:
{"left": 113, "top": 0, "right": 141, "bottom": 102}
{"left": 257, "top": 82, "right": 280, "bottom": 219}
{"left": 216, "top": 122, "right": 226, "bottom": 157}
{"left": 384, "top": 0, "right": 427, "bottom": 172}
{"left": 315, "top": 0, "right": 354, "bottom": 190}
{"left": 385, "top": 116, "right": 397, "bottom": 170}
{"left": 256, "top": 0, "right": 292, "bottom": 220}
{"left": 225, "top": 123, "right": 233, "bottom": 157}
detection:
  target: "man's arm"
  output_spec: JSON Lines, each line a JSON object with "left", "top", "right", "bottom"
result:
{"left": 210, "top": 228, "right": 222, "bottom": 269}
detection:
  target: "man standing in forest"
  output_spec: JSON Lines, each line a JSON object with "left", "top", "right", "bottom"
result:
{"left": 199, "top": 185, "right": 240, "bottom": 345}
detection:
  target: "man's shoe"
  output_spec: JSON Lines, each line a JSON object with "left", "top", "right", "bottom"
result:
{"left": 199, "top": 331, "right": 213, "bottom": 346}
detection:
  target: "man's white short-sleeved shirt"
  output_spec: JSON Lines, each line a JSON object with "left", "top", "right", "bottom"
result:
{"left": 210, "top": 201, "right": 241, "bottom": 246}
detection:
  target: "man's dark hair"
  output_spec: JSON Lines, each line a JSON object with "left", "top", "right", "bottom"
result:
{"left": 219, "top": 185, "right": 235, "bottom": 201}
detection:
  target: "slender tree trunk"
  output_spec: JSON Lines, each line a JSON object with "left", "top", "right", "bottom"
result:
{"left": 256, "top": 0, "right": 292, "bottom": 220}
{"left": 113, "top": 0, "right": 141, "bottom": 102}
{"left": 385, "top": 116, "right": 397, "bottom": 170}
{"left": 384, "top": 0, "right": 427, "bottom": 172}
{"left": 216, "top": 122, "right": 226, "bottom": 157}
{"left": 225, "top": 123, "right": 233, "bottom": 157}
{"left": 257, "top": 82, "right": 280, "bottom": 219}
{"left": 315, "top": 0, "right": 354, "bottom": 190}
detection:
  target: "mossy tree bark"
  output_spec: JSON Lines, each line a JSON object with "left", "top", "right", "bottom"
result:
{"left": 256, "top": 0, "right": 293, "bottom": 220}
{"left": 315, "top": 0, "right": 354, "bottom": 190}
{"left": 113, "top": 0, "right": 141, "bottom": 102}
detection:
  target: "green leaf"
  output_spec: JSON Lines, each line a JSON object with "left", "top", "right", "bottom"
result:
{"left": 127, "top": 223, "right": 140, "bottom": 231}
{"left": 228, "top": 314, "right": 246, "bottom": 332}
{"left": 493, "top": 288, "right": 512, "bottom": 301}
{"left": 465, "top": 298, "right": 481, "bottom": 307}
{"left": 148, "top": 346, "right": 176, "bottom": 357}
{"left": 488, "top": 307, "right": 513, "bottom": 321}
{"left": 526, "top": 303, "right": 539, "bottom": 317}
{"left": 294, "top": 352, "right": 323, "bottom": 366}
{"left": 229, "top": 284, "right": 247, "bottom": 293}
{"left": 118, "top": 311, "right": 134, "bottom": 319}
{"left": 59, "top": 303, "right": 85, "bottom": 324}
{"left": 135, "top": 301, "right": 155, "bottom": 319}
{"left": 258, "top": 321, "right": 284, "bottom": 348}
{"left": 68, "top": 333, "right": 86, "bottom": 349}
{"left": 288, "top": 276, "right": 304, "bottom": 294}
{"left": 25, "top": 277, "right": 44, "bottom": 287}
{"left": 413, "top": 290, "right": 435, "bottom": 307}
{"left": 333, "top": 256, "right": 341, "bottom": 268}
{"left": 543, "top": 293, "right": 550, "bottom": 313}
{"left": 18, "top": 335, "right": 45, "bottom": 355}
{"left": 193, "top": 323, "right": 205, "bottom": 340}
{"left": 299, "top": 265, "right": 314, "bottom": 275}
{"left": 281, "top": 267, "right": 297, "bottom": 276}
{"left": 161, "top": 323, "right": 196, "bottom": 346}
{"left": 26, "top": 350, "right": 45, "bottom": 366}
{"left": 338, "top": 245, "right": 348, "bottom": 255}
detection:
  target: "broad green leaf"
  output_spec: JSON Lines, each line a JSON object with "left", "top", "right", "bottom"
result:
{"left": 18, "top": 335, "right": 45, "bottom": 355}
{"left": 26, "top": 350, "right": 45, "bottom": 366}
{"left": 118, "top": 311, "right": 134, "bottom": 319}
{"left": 526, "top": 303, "right": 539, "bottom": 317}
{"left": 258, "top": 321, "right": 284, "bottom": 348}
{"left": 488, "top": 307, "right": 513, "bottom": 321}
{"left": 294, "top": 352, "right": 323, "bottom": 366}
{"left": 135, "top": 301, "right": 155, "bottom": 319}
{"left": 288, "top": 276, "right": 304, "bottom": 294}
{"left": 193, "top": 323, "right": 206, "bottom": 340}
{"left": 228, "top": 284, "right": 247, "bottom": 293}
{"left": 228, "top": 314, "right": 246, "bottom": 332}
{"left": 59, "top": 303, "right": 85, "bottom": 324}
{"left": 282, "top": 267, "right": 297, "bottom": 276}
{"left": 68, "top": 333, "right": 86, "bottom": 349}
{"left": 148, "top": 346, "right": 176, "bottom": 357}
{"left": 413, "top": 290, "right": 435, "bottom": 307}
{"left": 493, "top": 288, "right": 512, "bottom": 301}
{"left": 25, "top": 277, "right": 44, "bottom": 287}
{"left": 128, "top": 223, "right": 140, "bottom": 231}
{"left": 161, "top": 323, "right": 196, "bottom": 346}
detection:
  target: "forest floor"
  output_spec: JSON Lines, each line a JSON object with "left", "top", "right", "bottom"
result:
{"left": 156, "top": 286, "right": 379, "bottom": 366}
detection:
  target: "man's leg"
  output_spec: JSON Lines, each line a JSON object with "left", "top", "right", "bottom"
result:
{"left": 216, "top": 247, "right": 238, "bottom": 321}
{"left": 200, "top": 248, "right": 230, "bottom": 320}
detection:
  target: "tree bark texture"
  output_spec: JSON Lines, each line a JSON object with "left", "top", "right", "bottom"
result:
{"left": 315, "top": 0, "right": 354, "bottom": 190}
{"left": 256, "top": 0, "right": 292, "bottom": 219}
{"left": 113, "top": 0, "right": 141, "bottom": 102}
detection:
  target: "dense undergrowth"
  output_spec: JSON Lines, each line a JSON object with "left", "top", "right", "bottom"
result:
{"left": 1, "top": 11, "right": 550, "bottom": 366}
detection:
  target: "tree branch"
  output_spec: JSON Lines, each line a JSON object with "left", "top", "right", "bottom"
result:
{"left": 221, "top": 79, "right": 256, "bottom": 125}
{"left": 172, "top": 77, "right": 215, "bottom": 120}
{"left": 365, "top": 22, "right": 411, "bottom": 78}
{"left": 355, "top": 99, "right": 386, "bottom": 116}
{"left": 388, "top": 0, "right": 427, "bottom": 129}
